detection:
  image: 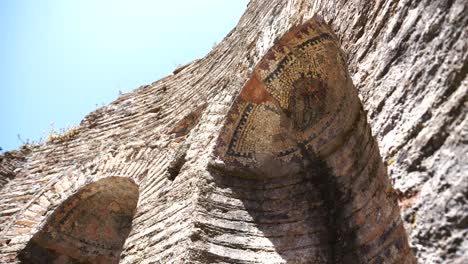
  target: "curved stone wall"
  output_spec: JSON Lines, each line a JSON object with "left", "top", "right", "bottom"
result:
{"left": 18, "top": 177, "right": 138, "bottom": 264}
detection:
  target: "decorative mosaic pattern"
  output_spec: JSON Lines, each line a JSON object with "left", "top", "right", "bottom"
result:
{"left": 18, "top": 177, "right": 139, "bottom": 264}
{"left": 214, "top": 15, "right": 359, "bottom": 176}
{"left": 212, "top": 15, "right": 415, "bottom": 263}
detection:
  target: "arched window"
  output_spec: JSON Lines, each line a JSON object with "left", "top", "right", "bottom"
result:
{"left": 18, "top": 177, "right": 139, "bottom": 264}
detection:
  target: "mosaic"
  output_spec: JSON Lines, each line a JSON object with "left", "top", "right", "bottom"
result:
{"left": 214, "top": 15, "right": 360, "bottom": 177}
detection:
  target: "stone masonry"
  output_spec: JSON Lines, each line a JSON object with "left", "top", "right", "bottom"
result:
{"left": 0, "top": 0, "right": 466, "bottom": 263}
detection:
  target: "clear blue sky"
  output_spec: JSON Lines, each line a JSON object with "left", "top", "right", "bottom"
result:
{"left": 0, "top": 0, "right": 248, "bottom": 152}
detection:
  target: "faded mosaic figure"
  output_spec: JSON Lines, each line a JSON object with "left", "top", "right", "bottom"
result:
{"left": 211, "top": 15, "right": 416, "bottom": 263}
{"left": 17, "top": 178, "right": 139, "bottom": 264}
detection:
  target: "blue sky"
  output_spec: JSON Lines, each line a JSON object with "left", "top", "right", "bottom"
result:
{"left": 0, "top": 0, "right": 248, "bottom": 152}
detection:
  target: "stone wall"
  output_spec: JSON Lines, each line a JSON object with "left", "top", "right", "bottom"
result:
{"left": 0, "top": 0, "right": 466, "bottom": 263}
{"left": 310, "top": 0, "right": 467, "bottom": 262}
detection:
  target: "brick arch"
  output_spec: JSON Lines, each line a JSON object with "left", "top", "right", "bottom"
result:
{"left": 18, "top": 177, "right": 139, "bottom": 264}
{"left": 208, "top": 15, "right": 414, "bottom": 262}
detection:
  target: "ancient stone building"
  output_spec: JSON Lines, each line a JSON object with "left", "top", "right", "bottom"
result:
{"left": 0, "top": 0, "right": 466, "bottom": 263}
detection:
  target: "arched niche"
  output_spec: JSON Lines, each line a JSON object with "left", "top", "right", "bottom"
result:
{"left": 18, "top": 177, "right": 139, "bottom": 264}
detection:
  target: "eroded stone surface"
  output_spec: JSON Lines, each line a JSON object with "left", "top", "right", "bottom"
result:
{"left": 0, "top": 0, "right": 465, "bottom": 263}
{"left": 209, "top": 16, "right": 414, "bottom": 263}
{"left": 18, "top": 177, "right": 138, "bottom": 264}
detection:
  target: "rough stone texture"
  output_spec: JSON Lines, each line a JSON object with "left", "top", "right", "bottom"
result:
{"left": 209, "top": 16, "right": 414, "bottom": 263}
{"left": 0, "top": 0, "right": 466, "bottom": 263}
{"left": 309, "top": 1, "right": 467, "bottom": 263}
{"left": 17, "top": 177, "right": 138, "bottom": 264}
{"left": 0, "top": 151, "right": 26, "bottom": 189}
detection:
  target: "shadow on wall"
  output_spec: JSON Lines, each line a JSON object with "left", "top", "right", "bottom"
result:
{"left": 208, "top": 170, "right": 336, "bottom": 262}
{"left": 205, "top": 15, "right": 413, "bottom": 264}
{"left": 18, "top": 177, "right": 139, "bottom": 264}
{"left": 209, "top": 144, "right": 411, "bottom": 263}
